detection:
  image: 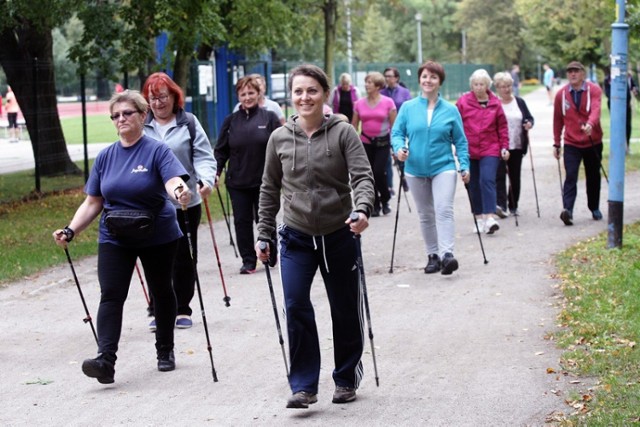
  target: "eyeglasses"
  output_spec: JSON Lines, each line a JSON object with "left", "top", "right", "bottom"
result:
{"left": 149, "top": 94, "right": 170, "bottom": 103}
{"left": 110, "top": 110, "right": 138, "bottom": 121}
{"left": 384, "top": 74, "right": 396, "bottom": 78}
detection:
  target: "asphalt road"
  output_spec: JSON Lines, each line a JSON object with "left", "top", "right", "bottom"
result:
{"left": 1, "top": 88, "right": 638, "bottom": 426}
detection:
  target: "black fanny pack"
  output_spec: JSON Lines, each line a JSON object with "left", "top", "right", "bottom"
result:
{"left": 104, "top": 210, "right": 155, "bottom": 239}
{"left": 362, "top": 132, "right": 390, "bottom": 147}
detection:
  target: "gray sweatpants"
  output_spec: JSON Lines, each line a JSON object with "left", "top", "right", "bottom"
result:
{"left": 406, "top": 170, "right": 457, "bottom": 257}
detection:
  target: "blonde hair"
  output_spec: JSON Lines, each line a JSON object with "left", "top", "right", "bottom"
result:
{"left": 365, "top": 71, "right": 385, "bottom": 89}
{"left": 493, "top": 71, "right": 513, "bottom": 88}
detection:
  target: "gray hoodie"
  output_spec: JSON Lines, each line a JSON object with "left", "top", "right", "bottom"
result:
{"left": 257, "top": 114, "right": 374, "bottom": 239}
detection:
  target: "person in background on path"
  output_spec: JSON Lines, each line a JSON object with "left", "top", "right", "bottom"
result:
{"left": 543, "top": 63, "right": 555, "bottom": 105}
{"left": 215, "top": 76, "right": 281, "bottom": 274}
{"left": 510, "top": 65, "right": 521, "bottom": 97}
{"left": 457, "top": 69, "right": 509, "bottom": 235}
{"left": 53, "top": 90, "right": 192, "bottom": 383}
{"left": 391, "top": 61, "right": 470, "bottom": 275}
{"left": 328, "top": 73, "right": 360, "bottom": 123}
{"left": 255, "top": 64, "right": 374, "bottom": 409}
{"left": 553, "top": 61, "right": 604, "bottom": 225}
{"left": 493, "top": 72, "right": 534, "bottom": 218}
{"left": 381, "top": 67, "right": 413, "bottom": 196}
{"left": 5, "top": 86, "right": 21, "bottom": 142}
{"left": 604, "top": 69, "right": 637, "bottom": 155}
{"left": 352, "top": 71, "right": 397, "bottom": 217}
{"left": 142, "top": 72, "right": 217, "bottom": 331}
{"left": 233, "top": 73, "right": 286, "bottom": 125}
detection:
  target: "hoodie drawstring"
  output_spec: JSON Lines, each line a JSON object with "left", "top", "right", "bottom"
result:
{"left": 312, "top": 235, "right": 330, "bottom": 273}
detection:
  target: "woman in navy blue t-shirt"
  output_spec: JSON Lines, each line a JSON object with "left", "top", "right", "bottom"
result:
{"left": 53, "top": 90, "right": 191, "bottom": 385}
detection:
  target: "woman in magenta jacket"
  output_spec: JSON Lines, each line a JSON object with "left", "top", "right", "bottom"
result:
{"left": 456, "top": 69, "right": 509, "bottom": 235}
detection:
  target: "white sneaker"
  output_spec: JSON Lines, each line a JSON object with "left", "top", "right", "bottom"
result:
{"left": 485, "top": 217, "right": 499, "bottom": 234}
{"left": 472, "top": 218, "right": 485, "bottom": 234}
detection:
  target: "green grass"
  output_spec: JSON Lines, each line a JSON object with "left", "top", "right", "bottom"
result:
{"left": 61, "top": 114, "right": 116, "bottom": 144}
{"left": 0, "top": 176, "right": 232, "bottom": 285}
{"left": 554, "top": 223, "right": 640, "bottom": 424}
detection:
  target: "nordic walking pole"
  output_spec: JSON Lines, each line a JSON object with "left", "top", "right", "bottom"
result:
{"left": 134, "top": 261, "right": 152, "bottom": 316}
{"left": 215, "top": 185, "right": 238, "bottom": 258}
{"left": 504, "top": 161, "right": 519, "bottom": 227}
{"left": 178, "top": 186, "right": 218, "bottom": 382}
{"left": 389, "top": 148, "right": 407, "bottom": 273}
{"left": 395, "top": 161, "right": 412, "bottom": 213}
{"left": 58, "top": 236, "right": 98, "bottom": 346}
{"left": 588, "top": 134, "right": 609, "bottom": 184}
{"left": 258, "top": 241, "right": 289, "bottom": 379}
{"left": 463, "top": 184, "right": 489, "bottom": 264}
{"left": 555, "top": 147, "right": 564, "bottom": 198}
{"left": 204, "top": 197, "right": 231, "bottom": 307}
{"left": 527, "top": 142, "right": 540, "bottom": 218}
{"left": 350, "top": 212, "right": 380, "bottom": 387}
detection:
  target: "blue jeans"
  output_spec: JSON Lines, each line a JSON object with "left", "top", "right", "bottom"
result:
{"left": 470, "top": 156, "right": 500, "bottom": 215}
{"left": 279, "top": 225, "right": 364, "bottom": 394}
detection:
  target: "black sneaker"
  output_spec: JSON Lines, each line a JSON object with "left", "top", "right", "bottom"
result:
{"left": 560, "top": 209, "right": 573, "bottom": 226}
{"left": 332, "top": 386, "right": 357, "bottom": 404}
{"left": 371, "top": 208, "right": 381, "bottom": 217}
{"left": 382, "top": 203, "right": 391, "bottom": 215}
{"left": 157, "top": 350, "right": 175, "bottom": 372}
{"left": 440, "top": 253, "right": 459, "bottom": 275}
{"left": 240, "top": 263, "right": 256, "bottom": 274}
{"left": 82, "top": 355, "right": 115, "bottom": 384}
{"left": 592, "top": 209, "right": 603, "bottom": 220}
{"left": 424, "top": 254, "right": 441, "bottom": 274}
{"left": 286, "top": 391, "right": 318, "bottom": 409}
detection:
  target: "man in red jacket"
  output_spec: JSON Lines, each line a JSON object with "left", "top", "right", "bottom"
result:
{"left": 553, "top": 61, "right": 603, "bottom": 225}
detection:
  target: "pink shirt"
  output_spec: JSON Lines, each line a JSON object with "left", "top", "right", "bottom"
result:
{"left": 354, "top": 95, "right": 396, "bottom": 143}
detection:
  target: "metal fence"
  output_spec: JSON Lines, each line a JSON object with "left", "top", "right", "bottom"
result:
{"left": 1, "top": 58, "right": 494, "bottom": 204}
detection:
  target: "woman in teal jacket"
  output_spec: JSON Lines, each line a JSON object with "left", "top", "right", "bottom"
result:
{"left": 391, "top": 61, "right": 470, "bottom": 275}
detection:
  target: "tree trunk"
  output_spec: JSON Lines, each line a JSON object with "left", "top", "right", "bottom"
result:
{"left": 323, "top": 0, "right": 338, "bottom": 85}
{"left": 0, "top": 23, "right": 80, "bottom": 177}
{"left": 173, "top": 48, "right": 191, "bottom": 95}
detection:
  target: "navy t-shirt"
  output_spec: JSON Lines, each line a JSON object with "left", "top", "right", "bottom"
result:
{"left": 86, "top": 135, "right": 189, "bottom": 247}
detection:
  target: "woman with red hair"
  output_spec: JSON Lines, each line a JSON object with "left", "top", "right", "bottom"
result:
{"left": 142, "top": 72, "right": 217, "bottom": 330}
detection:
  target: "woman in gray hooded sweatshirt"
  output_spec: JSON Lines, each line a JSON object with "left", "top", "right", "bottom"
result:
{"left": 255, "top": 64, "right": 375, "bottom": 409}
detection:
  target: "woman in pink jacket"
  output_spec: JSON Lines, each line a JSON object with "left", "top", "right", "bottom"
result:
{"left": 457, "top": 69, "right": 509, "bottom": 234}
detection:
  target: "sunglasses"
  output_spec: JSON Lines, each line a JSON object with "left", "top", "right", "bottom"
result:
{"left": 110, "top": 110, "right": 138, "bottom": 121}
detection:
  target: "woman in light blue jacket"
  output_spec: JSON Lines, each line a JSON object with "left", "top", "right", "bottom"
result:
{"left": 391, "top": 61, "right": 470, "bottom": 275}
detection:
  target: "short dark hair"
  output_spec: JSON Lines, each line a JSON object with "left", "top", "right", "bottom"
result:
{"left": 383, "top": 67, "right": 400, "bottom": 78}
{"left": 418, "top": 61, "right": 446, "bottom": 84}
{"left": 288, "top": 64, "right": 330, "bottom": 94}
{"left": 235, "top": 76, "right": 261, "bottom": 95}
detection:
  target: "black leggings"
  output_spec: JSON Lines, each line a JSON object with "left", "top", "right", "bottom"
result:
{"left": 363, "top": 143, "right": 391, "bottom": 210}
{"left": 97, "top": 241, "right": 178, "bottom": 361}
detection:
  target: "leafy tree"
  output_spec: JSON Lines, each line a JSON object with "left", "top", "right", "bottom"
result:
{"left": 354, "top": 4, "right": 395, "bottom": 62}
{"left": 0, "top": 0, "right": 82, "bottom": 176}
{"left": 454, "top": 0, "right": 525, "bottom": 69}
{"left": 516, "top": 0, "right": 613, "bottom": 68}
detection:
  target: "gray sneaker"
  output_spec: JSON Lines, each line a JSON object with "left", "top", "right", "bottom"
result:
{"left": 332, "top": 386, "right": 357, "bottom": 404}
{"left": 286, "top": 391, "right": 317, "bottom": 409}
{"left": 495, "top": 206, "right": 508, "bottom": 219}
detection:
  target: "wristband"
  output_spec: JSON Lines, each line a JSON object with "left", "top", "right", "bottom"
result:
{"left": 62, "top": 226, "right": 75, "bottom": 242}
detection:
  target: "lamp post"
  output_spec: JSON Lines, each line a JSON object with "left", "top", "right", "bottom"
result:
{"left": 415, "top": 13, "right": 422, "bottom": 65}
